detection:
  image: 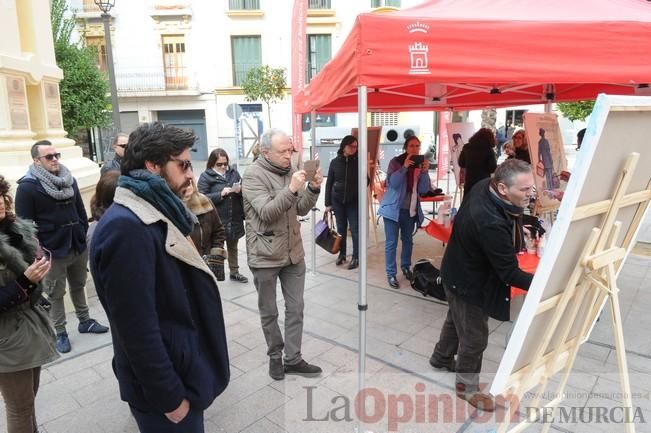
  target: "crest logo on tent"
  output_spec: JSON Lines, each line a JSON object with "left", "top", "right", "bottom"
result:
{"left": 409, "top": 42, "right": 430, "bottom": 75}
{"left": 407, "top": 22, "right": 429, "bottom": 34}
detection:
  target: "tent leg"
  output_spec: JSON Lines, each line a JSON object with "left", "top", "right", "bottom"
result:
{"left": 357, "top": 85, "right": 368, "bottom": 433}
{"left": 310, "top": 110, "right": 317, "bottom": 276}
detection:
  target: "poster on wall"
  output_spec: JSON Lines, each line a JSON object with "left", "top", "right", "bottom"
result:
{"left": 445, "top": 122, "right": 475, "bottom": 188}
{"left": 44, "top": 81, "right": 63, "bottom": 130}
{"left": 523, "top": 113, "right": 568, "bottom": 209}
{"left": 7, "top": 75, "right": 29, "bottom": 130}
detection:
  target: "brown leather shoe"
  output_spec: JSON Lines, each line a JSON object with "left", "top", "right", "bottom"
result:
{"left": 455, "top": 383, "right": 495, "bottom": 412}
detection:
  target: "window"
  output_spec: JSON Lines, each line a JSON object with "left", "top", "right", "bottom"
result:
{"left": 229, "top": 0, "right": 260, "bottom": 10}
{"left": 371, "top": 0, "right": 401, "bottom": 7}
{"left": 231, "top": 36, "right": 261, "bottom": 86}
{"left": 162, "top": 35, "right": 188, "bottom": 90}
{"left": 371, "top": 112, "right": 398, "bottom": 126}
{"left": 306, "top": 34, "right": 331, "bottom": 83}
{"left": 309, "top": 0, "right": 331, "bottom": 8}
{"left": 505, "top": 109, "right": 527, "bottom": 128}
{"left": 82, "top": 0, "right": 101, "bottom": 12}
{"left": 86, "top": 36, "right": 107, "bottom": 72}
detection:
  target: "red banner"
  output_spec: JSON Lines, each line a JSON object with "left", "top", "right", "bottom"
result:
{"left": 437, "top": 111, "right": 452, "bottom": 181}
{"left": 291, "top": 0, "right": 308, "bottom": 153}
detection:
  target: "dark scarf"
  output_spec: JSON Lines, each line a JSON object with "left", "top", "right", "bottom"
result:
{"left": 395, "top": 153, "right": 417, "bottom": 191}
{"left": 258, "top": 155, "right": 291, "bottom": 176}
{"left": 488, "top": 179, "right": 526, "bottom": 251}
{"left": 117, "top": 169, "right": 194, "bottom": 236}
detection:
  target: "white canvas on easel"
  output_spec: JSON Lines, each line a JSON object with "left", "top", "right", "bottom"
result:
{"left": 491, "top": 95, "right": 651, "bottom": 433}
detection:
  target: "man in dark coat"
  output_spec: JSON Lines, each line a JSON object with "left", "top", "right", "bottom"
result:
{"left": 101, "top": 132, "right": 128, "bottom": 175}
{"left": 89, "top": 123, "right": 229, "bottom": 433}
{"left": 429, "top": 159, "right": 535, "bottom": 412}
{"left": 15, "top": 140, "right": 108, "bottom": 354}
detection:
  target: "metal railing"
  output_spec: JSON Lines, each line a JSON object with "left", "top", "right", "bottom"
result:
{"left": 309, "top": 0, "right": 331, "bottom": 8}
{"left": 115, "top": 68, "right": 198, "bottom": 93}
{"left": 229, "top": 0, "right": 260, "bottom": 10}
{"left": 232, "top": 63, "right": 260, "bottom": 86}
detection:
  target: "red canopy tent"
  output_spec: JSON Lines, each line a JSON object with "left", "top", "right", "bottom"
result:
{"left": 295, "top": 0, "right": 651, "bottom": 113}
{"left": 294, "top": 0, "right": 651, "bottom": 401}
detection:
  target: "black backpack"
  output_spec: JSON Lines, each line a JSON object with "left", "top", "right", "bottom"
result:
{"left": 411, "top": 259, "right": 447, "bottom": 301}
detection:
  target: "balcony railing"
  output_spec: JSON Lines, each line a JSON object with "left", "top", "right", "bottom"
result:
{"left": 115, "top": 68, "right": 198, "bottom": 94}
{"left": 233, "top": 62, "right": 261, "bottom": 86}
{"left": 229, "top": 0, "right": 260, "bottom": 10}
{"left": 309, "top": 0, "right": 331, "bottom": 8}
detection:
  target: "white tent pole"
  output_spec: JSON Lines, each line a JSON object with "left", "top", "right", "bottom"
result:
{"left": 357, "top": 86, "right": 368, "bottom": 427}
{"left": 310, "top": 110, "right": 317, "bottom": 276}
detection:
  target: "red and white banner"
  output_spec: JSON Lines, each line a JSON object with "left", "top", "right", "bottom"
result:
{"left": 437, "top": 111, "right": 452, "bottom": 181}
{"left": 291, "top": 0, "right": 308, "bottom": 154}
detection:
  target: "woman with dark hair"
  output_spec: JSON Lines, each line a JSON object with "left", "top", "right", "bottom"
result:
{"left": 198, "top": 149, "right": 248, "bottom": 283}
{"left": 0, "top": 175, "right": 59, "bottom": 433}
{"left": 458, "top": 127, "right": 498, "bottom": 197}
{"left": 87, "top": 171, "right": 120, "bottom": 248}
{"left": 377, "top": 136, "right": 431, "bottom": 289}
{"left": 324, "top": 135, "right": 360, "bottom": 269}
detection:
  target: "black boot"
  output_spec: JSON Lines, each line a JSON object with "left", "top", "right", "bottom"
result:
{"left": 347, "top": 258, "right": 359, "bottom": 270}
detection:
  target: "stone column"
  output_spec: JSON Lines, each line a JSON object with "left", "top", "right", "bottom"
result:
{"left": 0, "top": 0, "right": 99, "bottom": 202}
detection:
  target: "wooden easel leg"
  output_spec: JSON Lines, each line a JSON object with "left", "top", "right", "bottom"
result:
{"left": 606, "top": 264, "right": 636, "bottom": 433}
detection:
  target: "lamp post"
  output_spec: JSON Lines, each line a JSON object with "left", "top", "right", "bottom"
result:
{"left": 94, "top": 0, "right": 121, "bottom": 131}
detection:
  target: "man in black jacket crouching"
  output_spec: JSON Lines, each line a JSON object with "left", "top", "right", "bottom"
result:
{"left": 429, "top": 159, "right": 535, "bottom": 412}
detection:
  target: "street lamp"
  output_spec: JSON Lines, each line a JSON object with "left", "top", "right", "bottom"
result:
{"left": 94, "top": 0, "right": 121, "bottom": 131}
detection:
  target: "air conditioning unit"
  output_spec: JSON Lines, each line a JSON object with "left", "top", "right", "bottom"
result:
{"left": 380, "top": 126, "right": 420, "bottom": 145}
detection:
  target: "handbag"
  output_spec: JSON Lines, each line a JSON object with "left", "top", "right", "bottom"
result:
{"left": 315, "top": 211, "right": 342, "bottom": 255}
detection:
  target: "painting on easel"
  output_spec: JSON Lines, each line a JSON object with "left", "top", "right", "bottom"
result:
{"left": 491, "top": 95, "right": 651, "bottom": 433}
{"left": 523, "top": 113, "right": 568, "bottom": 210}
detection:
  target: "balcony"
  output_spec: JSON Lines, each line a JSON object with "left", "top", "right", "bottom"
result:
{"left": 115, "top": 67, "right": 199, "bottom": 96}
{"left": 226, "top": 0, "right": 263, "bottom": 17}
{"left": 309, "top": 0, "right": 331, "bottom": 8}
{"left": 232, "top": 63, "right": 261, "bottom": 87}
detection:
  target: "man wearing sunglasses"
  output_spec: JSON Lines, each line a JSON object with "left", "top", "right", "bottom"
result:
{"left": 101, "top": 132, "right": 129, "bottom": 175}
{"left": 89, "top": 122, "right": 229, "bottom": 432}
{"left": 15, "top": 140, "right": 109, "bottom": 354}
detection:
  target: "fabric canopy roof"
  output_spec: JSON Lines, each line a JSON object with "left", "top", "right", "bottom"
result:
{"left": 295, "top": 0, "right": 651, "bottom": 113}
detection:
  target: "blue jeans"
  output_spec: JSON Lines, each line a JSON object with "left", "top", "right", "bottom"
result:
{"left": 331, "top": 200, "right": 359, "bottom": 259}
{"left": 384, "top": 209, "right": 417, "bottom": 277}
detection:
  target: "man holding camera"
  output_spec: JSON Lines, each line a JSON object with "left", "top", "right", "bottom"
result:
{"left": 242, "top": 128, "right": 323, "bottom": 381}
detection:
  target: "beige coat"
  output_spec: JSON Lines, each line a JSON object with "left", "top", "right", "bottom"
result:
{"left": 242, "top": 157, "right": 319, "bottom": 268}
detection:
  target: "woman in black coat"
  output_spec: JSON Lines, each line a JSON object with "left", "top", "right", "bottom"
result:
{"left": 458, "top": 128, "right": 498, "bottom": 198}
{"left": 324, "top": 135, "right": 360, "bottom": 270}
{"left": 198, "top": 149, "right": 248, "bottom": 283}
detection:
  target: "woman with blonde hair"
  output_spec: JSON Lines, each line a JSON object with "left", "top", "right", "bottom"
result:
{"left": 511, "top": 129, "right": 531, "bottom": 164}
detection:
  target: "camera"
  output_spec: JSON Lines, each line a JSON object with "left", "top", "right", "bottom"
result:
{"left": 409, "top": 155, "right": 425, "bottom": 165}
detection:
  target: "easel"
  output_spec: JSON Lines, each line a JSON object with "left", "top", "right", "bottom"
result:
{"left": 497, "top": 153, "right": 651, "bottom": 433}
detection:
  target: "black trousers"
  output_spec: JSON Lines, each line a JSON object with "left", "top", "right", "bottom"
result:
{"left": 431, "top": 286, "right": 489, "bottom": 391}
{"left": 130, "top": 406, "right": 205, "bottom": 433}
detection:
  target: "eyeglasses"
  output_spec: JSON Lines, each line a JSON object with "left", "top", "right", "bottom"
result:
{"left": 116, "top": 144, "right": 127, "bottom": 149}
{"left": 38, "top": 153, "right": 61, "bottom": 161}
{"left": 215, "top": 162, "right": 229, "bottom": 167}
{"left": 170, "top": 156, "right": 193, "bottom": 172}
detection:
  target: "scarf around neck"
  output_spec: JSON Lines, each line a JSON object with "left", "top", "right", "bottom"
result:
{"left": 117, "top": 169, "right": 194, "bottom": 236}
{"left": 258, "top": 156, "right": 291, "bottom": 176}
{"left": 488, "top": 179, "right": 526, "bottom": 251}
{"left": 29, "top": 164, "right": 74, "bottom": 200}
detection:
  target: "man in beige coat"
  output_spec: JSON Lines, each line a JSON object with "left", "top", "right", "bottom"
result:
{"left": 242, "top": 128, "right": 323, "bottom": 380}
